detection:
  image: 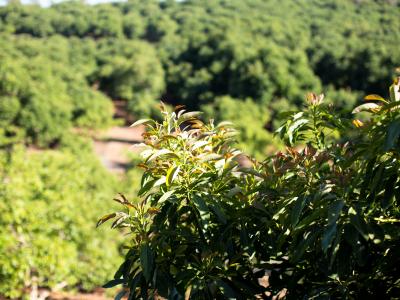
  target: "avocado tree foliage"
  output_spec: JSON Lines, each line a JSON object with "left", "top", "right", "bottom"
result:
{"left": 100, "top": 80, "right": 400, "bottom": 298}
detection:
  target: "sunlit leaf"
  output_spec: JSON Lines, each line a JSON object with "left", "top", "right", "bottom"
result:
{"left": 96, "top": 213, "right": 116, "bottom": 227}
{"left": 158, "top": 190, "right": 175, "bottom": 204}
{"left": 177, "top": 111, "right": 203, "bottom": 124}
{"left": 147, "top": 149, "right": 179, "bottom": 162}
{"left": 130, "top": 119, "right": 153, "bottom": 127}
{"left": 166, "top": 165, "right": 180, "bottom": 186}
{"left": 364, "top": 94, "right": 386, "bottom": 102}
{"left": 352, "top": 103, "right": 381, "bottom": 113}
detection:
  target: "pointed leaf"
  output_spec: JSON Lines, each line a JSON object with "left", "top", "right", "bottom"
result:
{"left": 198, "top": 153, "right": 222, "bottom": 162}
{"left": 352, "top": 103, "right": 381, "bottom": 114}
{"left": 96, "top": 213, "right": 116, "bottom": 227}
{"left": 130, "top": 119, "right": 153, "bottom": 127}
{"left": 147, "top": 149, "right": 179, "bottom": 162}
{"left": 177, "top": 111, "right": 203, "bottom": 124}
{"left": 103, "top": 278, "right": 124, "bottom": 288}
{"left": 287, "top": 119, "right": 308, "bottom": 144}
{"left": 158, "top": 190, "right": 175, "bottom": 204}
{"left": 192, "top": 141, "right": 209, "bottom": 151}
{"left": 192, "top": 195, "right": 210, "bottom": 232}
{"left": 364, "top": 94, "right": 386, "bottom": 102}
{"left": 166, "top": 165, "right": 180, "bottom": 186}
{"left": 140, "top": 243, "right": 154, "bottom": 282}
{"left": 128, "top": 273, "right": 142, "bottom": 300}
{"left": 138, "top": 179, "right": 156, "bottom": 196}
{"left": 115, "top": 290, "right": 127, "bottom": 300}
{"left": 290, "top": 196, "right": 307, "bottom": 227}
{"left": 384, "top": 120, "right": 400, "bottom": 151}
{"left": 321, "top": 200, "right": 344, "bottom": 253}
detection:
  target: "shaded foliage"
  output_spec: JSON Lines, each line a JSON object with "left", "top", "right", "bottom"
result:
{"left": 101, "top": 80, "right": 400, "bottom": 298}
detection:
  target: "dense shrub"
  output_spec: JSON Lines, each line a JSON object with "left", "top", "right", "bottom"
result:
{"left": 0, "top": 143, "right": 122, "bottom": 299}
{"left": 100, "top": 80, "right": 400, "bottom": 298}
{"left": 0, "top": 35, "right": 113, "bottom": 147}
{"left": 95, "top": 39, "right": 165, "bottom": 118}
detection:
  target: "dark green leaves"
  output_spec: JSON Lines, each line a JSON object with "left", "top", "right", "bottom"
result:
{"left": 384, "top": 119, "right": 400, "bottom": 151}
{"left": 103, "top": 278, "right": 125, "bottom": 288}
{"left": 140, "top": 243, "right": 154, "bottom": 282}
{"left": 192, "top": 195, "right": 211, "bottom": 233}
{"left": 290, "top": 196, "right": 307, "bottom": 227}
{"left": 321, "top": 200, "right": 344, "bottom": 253}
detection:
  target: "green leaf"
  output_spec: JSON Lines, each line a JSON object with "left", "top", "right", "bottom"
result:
{"left": 128, "top": 273, "right": 142, "bottom": 300}
{"left": 352, "top": 103, "right": 381, "bottom": 113}
{"left": 96, "top": 213, "right": 116, "bottom": 227}
{"left": 239, "top": 167, "right": 264, "bottom": 178}
{"left": 389, "top": 80, "right": 400, "bottom": 102}
{"left": 111, "top": 213, "right": 129, "bottom": 229}
{"left": 364, "top": 94, "right": 386, "bottom": 102}
{"left": 154, "top": 176, "right": 166, "bottom": 187}
{"left": 382, "top": 174, "right": 397, "bottom": 209}
{"left": 328, "top": 200, "right": 344, "bottom": 221}
{"left": 130, "top": 119, "right": 153, "bottom": 127}
{"left": 147, "top": 149, "right": 179, "bottom": 162}
{"left": 216, "top": 121, "right": 234, "bottom": 128}
{"left": 382, "top": 101, "right": 400, "bottom": 111}
{"left": 287, "top": 119, "right": 308, "bottom": 144}
{"left": 158, "top": 190, "right": 175, "bottom": 204}
{"left": 210, "top": 203, "right": 227, "bottom": 224}
{"left": 114, "top": 290, "right": 127, "bottom": 300}
{"left": 384, "top": 120, "right": 400, "bottom": 151}
{"left": 166, "top": 165, "right": 180, "bottom": 186}
{"left": 290, "top": 196, "right": 307, "bottom": 227}
{"left": 138, "top": 178, "right": 156, "bottom": 196}
{"left": 292, "top": 230, "right": 319, "bottom": 262}
{"left": 177, "top": 111, "right": 203, "bottom": 124}
{"left": 192, "top": 140, "right": 209, "bottom": 151}
{"left": 140, "top": 243, "right": 154, "bottom": 282}
{"left": 114, "top": 259, "right": 132, "bottom": 280}
{"left": 349, "top": 210, "right": 369, "bottom": 241}
{"left": 321, "top": 223, "right": 337, "bottom": 254}
{"left": 192, "top": 195, "right": 211, "bottom": 232}
{"left": 198, "top": 153, "right": 222, "bottom": 162}
{"left": 217, "top": 280, "right": 238, "bottom": 298}
{"left": 103, "top": 278, "right": 124, "bottom": 288}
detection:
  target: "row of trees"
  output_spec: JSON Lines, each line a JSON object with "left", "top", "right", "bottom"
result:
{"left": 1, "top": 0, "right": 399, "bottom": 153}
{"left": 0, "top": 0, "right": 399, "bottom": 298}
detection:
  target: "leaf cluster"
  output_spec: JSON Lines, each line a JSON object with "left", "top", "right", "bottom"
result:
{"left": 101, "top": 81, "right": 400, "bottom": 298}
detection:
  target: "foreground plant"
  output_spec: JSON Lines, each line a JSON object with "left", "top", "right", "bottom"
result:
{"left": 100, "top": 80, "right": 400, "bottom": 299}
{"left": 98, "top": 104, "right": 265, "bottom": 299}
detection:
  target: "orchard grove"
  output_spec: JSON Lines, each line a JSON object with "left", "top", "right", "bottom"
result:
{"left": 1, "top": 0, "right": 400, "bottom": 298}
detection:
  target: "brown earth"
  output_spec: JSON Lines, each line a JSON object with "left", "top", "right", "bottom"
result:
{"left": 93, "top": 125, "right": 144, "bottom": 173}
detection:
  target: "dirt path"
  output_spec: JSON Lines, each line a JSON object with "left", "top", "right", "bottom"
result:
{"left": 93, "top": 126, "right": 144, "bottom": 173}
{"left": 48, "top": 289, "right": 112, "bottom": 300}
